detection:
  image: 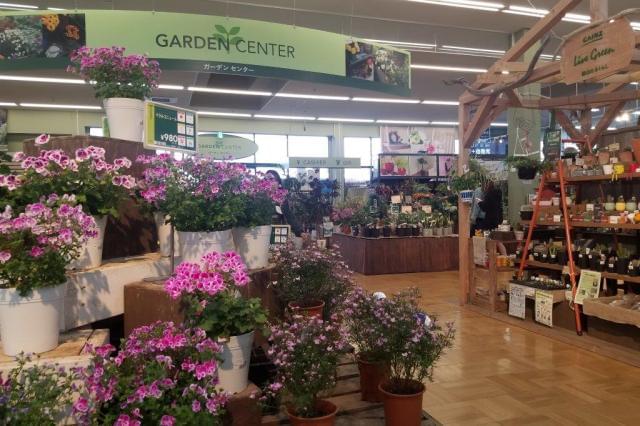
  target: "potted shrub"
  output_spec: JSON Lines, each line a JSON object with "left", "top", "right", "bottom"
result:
{"left": 271, "top": 244, "right": 354, "bottom": 319}
{"left": 165, "top": 251, "right": 267, "bottom": 394}
{"left": 343, "top": 288, "right": 392, "bottom": 402}
{"left": 68, "top": 46, "right": 161, "bottom": 142}
{"left": 0, "top": 197, "right": 97, "bottom": 355}
{"left": 7, "top": 145, "right": 134, "bottom": 269}
{"left": 73, "top": 322, "right": 228, "bottom": 425}
{"left": 0, "top": 354, "right": 78, "bottom": 424}
{"left": 266, "top": 315, "right": 349, "bottom": 425}
{"left": 505, "top": 156, "right": 541, "bottom": 180}
{"left": 378, "top": 289, "right": 455, "bottom": 426}
{"left": 331, "top": 206, "right": 355, "bottom": 235}
{"left": 449, "top": 171, "right": 481, "bottom": 203}
{"left": 233, "top": 173, "right": 287, "bottom": 269}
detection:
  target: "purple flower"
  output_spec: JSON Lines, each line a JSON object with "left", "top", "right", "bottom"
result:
{"left": 35, "top": 133, "right": 50, "bottom": 145}
{"left": 0, "top": 251, "right": 11, "bottom": 264}
{"left": 160, "top": 415, "right": 176, "bottom": 426}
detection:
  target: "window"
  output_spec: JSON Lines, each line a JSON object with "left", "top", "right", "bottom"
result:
{"left": 344, "top": 137, "right": 380, "bottom": 183}
{"left": 287, "top": 135, "right": 329, "bottom": 179}
{"left": 255, "top": 134, "right": 287, "bottom": 165}
{"left": 86, "top": 127, "right": 104, "bottom": 137}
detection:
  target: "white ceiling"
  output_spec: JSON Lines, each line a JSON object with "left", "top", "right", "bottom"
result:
{"left": 2, "top": 0, "right": 640, "bottom": 125}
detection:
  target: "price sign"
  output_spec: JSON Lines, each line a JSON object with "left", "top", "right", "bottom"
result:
{"left": 144, "top": 101, "right": 197, "bottom": 153}
{"left": 544, "top": 130, "right": 561, "bottom": 162}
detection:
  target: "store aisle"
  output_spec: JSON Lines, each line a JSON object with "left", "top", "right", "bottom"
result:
{"left": 358, "top": 272, "right": 640, "bottom": 425}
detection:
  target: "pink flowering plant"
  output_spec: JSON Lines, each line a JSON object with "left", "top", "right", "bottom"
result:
{"left": 236, "top": 172, "right": 287, "bottom": 228}
{"left": 1, "top": 145, "right": 135, "bottom": 217}
{"left": 266, "top": 315, "right": 349, "bottom": 418}
{"left": 136, "top": 155, "right": 246, "bottom": 232}
{"left": 382, "top": 288, "right": 455, "bottom": 395}
{"left": 271, "top": 244, "right": 354, "bottom": 315}
{"left": 67, "top": 46, "right": 161, "bottom": 100}
{"left": 0, "top": 195, "right": 97, "bottom": 296}
{"left": 330, "top": 206, "right": 355, "bottom": 226}
{"left": 165, "top": 251, "right": 267, "bottom": 339}
{"left": 73, "top": 321, "right": 228, "bottom": 426}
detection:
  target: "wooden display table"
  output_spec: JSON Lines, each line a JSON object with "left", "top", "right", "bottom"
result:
{"left": 332, "top": 233, "right": 458, "bottom": 275}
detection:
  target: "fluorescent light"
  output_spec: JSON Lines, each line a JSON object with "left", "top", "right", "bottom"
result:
{"left": 187, "top": 86, "right": 272, "bottom": 96}
{"left": 352, "top": 97, "right": 421, "bottom": 104}
{"left": 607, "top": 127, "right": 617, "bottom": 131}
{"left": 632, "top": 111, "right": 640, "bottom": 116}
{"left": 0, "top": 2, "right": 38, "bottom": 9}
{"left": 0, "top": 75, "right": 85, "bottom": 84}
{"left": 509, "top": 5, "right": 548, "bottom": 14}
{"left": 504, "top": 6, "right": 589, "bottom": 23}
{"left": 591, "top": 108, "right": 601, "bottom": 112}
{"left": 503, "top": 10, "right": 546, "bottom": 18}
{"left": 431, "top": 121, "right": 459, "bottom": 126}
{"left": 197, "top": 111, "right": 252, "bottom": 118}
{"left": 491, "top": 122, "right": 508, "bottom": 127}
{"left": 440, "top": 45, "right": 505, "bottom": 55}
{"left": 411, "top": 64, "right": 487, "bottom": 73}
{"left": 631, "top": 82, "right": 639, "bottom": 86}
{"left": 616, "top": 112, "right": 631, "bottom": 122}
{"left": 0, "top": 102, "right": 17, "bottom": 106}
{"left": 254, "top": 114, "right": 315, "bottom": 121}
{"left": 408, "top": 0, "right": 503, "bottom": 12}
{"left": 318, "top": 117, "right": 375, "bottom": 123}
{"left": 362, "top": 38, "right": 436, "bottom": 51}
{"left": 422, "top": 100, "right": 459, "bottom": 105}
{"left": 20, "top": 103, "right": 101, "bottom": 110}
{"left": 275, "top": 93, "right": 350, "bottom": 101}
{"left": 377, "top": 120, "right": 431, "bottom": 125}
{"left": 47, "top": 7, "right": 66, "bottom": 10}
{"left": 157, "top": 84, "right": 185, "bottom": 90}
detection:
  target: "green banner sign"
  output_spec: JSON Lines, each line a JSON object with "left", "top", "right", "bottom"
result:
{"left": 0, "top": 11, "right": 411, "bottom": 95}
{"left": 144, "top": 101, "right": 197, "bottom": 153}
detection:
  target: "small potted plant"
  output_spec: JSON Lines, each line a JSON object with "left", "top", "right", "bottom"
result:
{"left": 74, "top": 322, "right": 228, "bottom": 425}
{"left": 165, "top": 251, "right": 268, "bottom": 394}
{"left": 548, "top": 246, "right": 558, "bottom": 264}
{"left": 378, "top": 289, "right": 454, "bottom": 426}
{"left": 628, "top": 259, "right": 640, "bottom": 277}
{"left": 422, "top": 217, "right": 434, "bottom": 237}
{"left": 616, "top": 246, "right": 631, "bottom": 275}
{"left": 449, "top": 171, "right": 481, "bottom": 203}
{"left": 266, "top": 315, "right": 349, "bottom": 425}
{"left": 541, "top": 246, "right": 549, "bottom": 263}
{"left": 505, "top": 156, "right": 541, "bottom": 180}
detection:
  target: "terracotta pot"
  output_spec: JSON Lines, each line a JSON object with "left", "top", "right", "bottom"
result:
{"left": 356, "top": 355, "right": 389, "bottom": 403}
{"left": 632, "top": 139, "right": 640, "bottom": 163}
{"left": 288, "top": 300, "right": 325, "bottom": 319}
{"left": 379, "top": 380, "right": 425, "bottom": 426}
{"left": 287, "top": 400, "right": 337, "bottom": 426}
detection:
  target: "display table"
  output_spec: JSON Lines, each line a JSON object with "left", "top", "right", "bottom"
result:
{"left": 332, "top": 233, "right": 459, "bottom": 275}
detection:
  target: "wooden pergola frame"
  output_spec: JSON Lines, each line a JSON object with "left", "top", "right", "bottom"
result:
{"left": 457, "top": 0, "right": 640, "bottom": 305}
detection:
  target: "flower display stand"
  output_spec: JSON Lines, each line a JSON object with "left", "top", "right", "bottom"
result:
{"left": 260, "top": 357, "right": 439, "bottom": 425}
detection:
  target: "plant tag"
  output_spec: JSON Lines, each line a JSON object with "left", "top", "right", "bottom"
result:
{"left": 422, "top": 205, "right": 432, "bottom": 213}
{"left": 391, "top": 195, "right": 402, "bottom": 204}
{"left": 609, "top": 143, "right": 620, "bottom": 151}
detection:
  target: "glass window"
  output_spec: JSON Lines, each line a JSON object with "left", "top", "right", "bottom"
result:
{"left": 371, "top": 137, "right": 382, "bottom": 174}
{"left": 255, "top": 134, "right": 287, "bottom": 166}
{"left": 287, "top": 135, "right": 329, "bottom": 179}
{"left": 344, "top": 137, "right": 373, "bottom": 183}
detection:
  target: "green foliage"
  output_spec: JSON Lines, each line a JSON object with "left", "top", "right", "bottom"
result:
{"left": 167, "top": 194, "right": 243, "bottom": 232}
{"left": 504, "top": 155, "right": 541, "bottom": 171}
{"left": 0, "top": 245, "right": 67, "bottom": 296}
{"left": 0, "top": 354, "right": 78, "bottom": 425}
{"left": 236, "top": 193, "right": 275, "bottom": 228}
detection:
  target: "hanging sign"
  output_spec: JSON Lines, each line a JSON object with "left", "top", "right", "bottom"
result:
{"left": 508, "top": 283, "right": 527, "bottom": 319}
{"left": 289, "top": 157, "right": 361, "bottom": 168}
{"left": 144, "top": 101, "right": 197, "bottom": 153}
{"left": 574, "top": 270, "right": 601, "bottom": 305}
{"left": 197, "top": 133, "right": 258, "bottom": 160}
{"left": 543, "top": 130, "right": 561, "bottom": 162}
{"left": 535, "top": 290, "right": 553, "bottom": 327}
{"left": 561, "top": 18, "right": 636, "bottom": 84}
{"left": 0, "top": 10, "right": 411, "bottom": 95}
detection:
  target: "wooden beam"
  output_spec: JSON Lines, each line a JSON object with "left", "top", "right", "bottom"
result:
{"left": 458, "top": 103, "right": 471, "bottom": 306}
{"left": 504, "top": 89, "right": 522, "bottom": 108}
{"left": 580, "top": 109, "right": 593, "bottom": 141}
{"left": 555, "top": 110, "right": 584, "bottom": 141}
{"left": 463, "top": 95, "right": 498, "bottom": 148}
{"left": 537, "top": 89, "right": 640, "bottom": 109}
{"left": 591, "top": 102, "right": 626, "bottom": 144}
{"left": 589, "top": 0, "right": 608, "bottom": 22}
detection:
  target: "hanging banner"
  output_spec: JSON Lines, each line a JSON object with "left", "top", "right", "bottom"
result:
{"left": 198, "top": 133, "right": 258, "bottom": 160}
{"left": 535, "top": 290, "right": 554, "bottom": 327}
{"left": 144, "top": 101, "right": 197, "bottom": 153}
{"left": 561, "top": 18, "right": 636, "bottom": 84}
{"left": 289, "top": 157, "right": 361, "bottom": 168}
{"left": 380, "top": 126, "right": 457, "bottom": 154}
{"left": 0, "top": 11, "right": 411, "bottom": 95}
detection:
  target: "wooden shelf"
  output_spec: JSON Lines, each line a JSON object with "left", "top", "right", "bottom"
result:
{"left": 546, "top": 172, "right": 640, "bottom": 184}
{"left": 521, "top": 220, "right": 640, "bottom": 231}
{"left": 517, "top": 260, "right": 640, "bottom": 284}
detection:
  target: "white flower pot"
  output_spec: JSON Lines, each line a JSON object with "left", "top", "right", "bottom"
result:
{"left": 217, "top": 331, "right": 254, "bottom": 394}
{"left": 178, "top": 229, "right": 235, "bottom": 263}
{"left": 72, "top": 216, "right": 107, "bottom": 270}
{"left": 423, "top": 228, "right": 433, "bottom": 237}
{"left": 515, "top": 230, "right": 525, "bottom": 241}
{"left": 232, "top": 225, "right": 272, "bottom": 270}
{"left": 0, "top": 283, "right": 67, "bottom": 356}
{"left": 154, "top": 212, "right": 179, "bottom": 257}
{"left": 103, "top": 97, "right": 144, "bottom": 142}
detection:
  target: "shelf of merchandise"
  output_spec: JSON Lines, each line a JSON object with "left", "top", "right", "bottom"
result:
{"left": 521, "top": 220, "right": 640, "bottom": 231}
{"left": 517, "top": 259, "right": 640, "bottom": 284}
{"left": 546, "top": 172, "right": 640, "bottom": 184}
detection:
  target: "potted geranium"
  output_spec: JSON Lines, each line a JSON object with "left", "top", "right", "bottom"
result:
{"left": 73, "top": 321, "right": 228, "bottom": 425}
{"left": 378, "top": 289, "right": 455, "bottom": 426}
{"left": 343, "top": 288, "right": 392, "bottom": 402}
{"left": 5, "top": 145, "right": 135, "bottom": 269}
{"left": 165, "top": 251, "right": 268, "bottom": 394}
{"left": 0, "top": 196, "right": 97, "bottom": 355}
{"left": 233, "top": 172, "right": 287, "bottom": 269}
{"left": 271, "top": 244, "right": 354, "bottom": 319}
{"left": 67, "top": 46, "right": 161, "bottom": 142}
{"left": 266, "top": 315, "right": 349, "bottom": 425}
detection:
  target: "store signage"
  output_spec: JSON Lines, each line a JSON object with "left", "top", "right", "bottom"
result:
{"left": 543, "top": 130, "right": 561, "bottom": 162}
{"left": 289, "top": 157, "right": 361, "bottom": 168}
{"left": 381, "top": 126, "right": 457, "bottom": 154}
{"left": 197, "top": 133, "right": 258, "bottom": 160}
{"left": 508, "top": 283, "right": 527, "bottom": 319}
{"left": 534, "top": 290, "right": 553, "bottom": 327}
{"left": 574, "top": 270, "right": 601, "bottom": 305}
{"left": 561, "top": 18, "right": 635, "bottom": 84}
{"left": 0, "top": 10, "right": 411, "bottom": 95}
{"left": 144, "top": 101, "right": 197, "bottom": 153}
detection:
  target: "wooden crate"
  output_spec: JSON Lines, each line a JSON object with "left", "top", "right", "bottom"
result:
{"left": 583, "top": 296, "right": 640, "bottom": 327}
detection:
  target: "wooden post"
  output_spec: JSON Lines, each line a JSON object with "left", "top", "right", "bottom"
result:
{"left": 590, "top": 0, "right": 608, "bottom": 22}
{"left": 458, "top": 103, "right": 471, "bottom": 306}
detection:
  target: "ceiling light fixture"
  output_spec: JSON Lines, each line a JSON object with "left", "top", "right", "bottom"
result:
{"left": 187, "top": 86, "right": 272, "bottom": 96}
{"left": 607, "top": 127, "right": 617, "bottom": 131}
{"left": 197, "top": 111, "right": 252, "bottom": 118}
{"left": 157, "top": 84, "right": 185, "bottom": 90}
{"left": 19, "top": 103, "right": 101, "bottom": 110}
{"left": 0, "top": 75, "right": 85, "bottom": 84}
{"left": 632, "top": 111, "right": 640, "bottom": 116}
{"left": 0, "top": 102, "right": 17, "bottom": 106}
{"left": 377, "top": 119, "right": 431, "bottom": 125}
{"left": 615, "top": 112, "right": 631, "bottom": 122}
{"left": 47, "top": 7, "right": 65, "bottom": 10}
{"left": 491, "top": 122, "right": 508, "bottom": 127}
{"left": 275, "top": 93, "right": 350, "bottom": 101}
{"left": 408, "top": 0, "right": 503, "bottom": 12}
{"left": 254, "top": 114, "right": 315, "bottom": 121}
{"left": 440, "top": 44, "right": 505, "bottom": 55}
{"left": 352, "top": 97, "right": 421, "bottom": 104}
{"left": 591, "top": 108, "right": 601, "bottom": 112}
{"left": 0, "top": 2, "right": 37, "bottom": 9}
{"left": 431, "top": 121, "right": 459, "bottom": 126}
{"left": 317, "top": 117, "right": 376, "bottom": 123}
{"left": 362, "top": 38, "right": 436, "bottom": 51}
{"left": 422, "top": 100, "right": 459, "bottom": 105}
{"left": 411, "top": 64, "right": 487, "bottom": 73}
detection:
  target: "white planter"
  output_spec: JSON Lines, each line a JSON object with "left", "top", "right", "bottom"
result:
{"left": 232, "top": 225, "right": 272, "bottom": 270}
{"left": 154, "top": 212, "right": 179, "bottom": 257}
{"left": 217, "top": 331, "right": 254, "bottom": 394}
{"left": 0, "top": 283, "right": 67, "bottom": 356}
{"left": 103, "top": 97, "right": 144, "bottom": 142}
{"left": 443, "top": 226, "right": 453, "bottom": 236}
{"left": 423, "top": 228, "right": 433, "bottom": 237}
{"left": 178, "top": 230, "right": 235, "bottom": 264}
{"left": 72, "top": 216, "right": 107, "bottom": 270}
{"left": 514, "top": 230, "right": 525, "bottom": 241}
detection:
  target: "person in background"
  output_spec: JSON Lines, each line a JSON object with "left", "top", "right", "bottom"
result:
{"left": 477, "top": 180, "right": 503, "bottom": 231}
{"left": 469, "top": 185, "right": 485, "bottom": 236}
